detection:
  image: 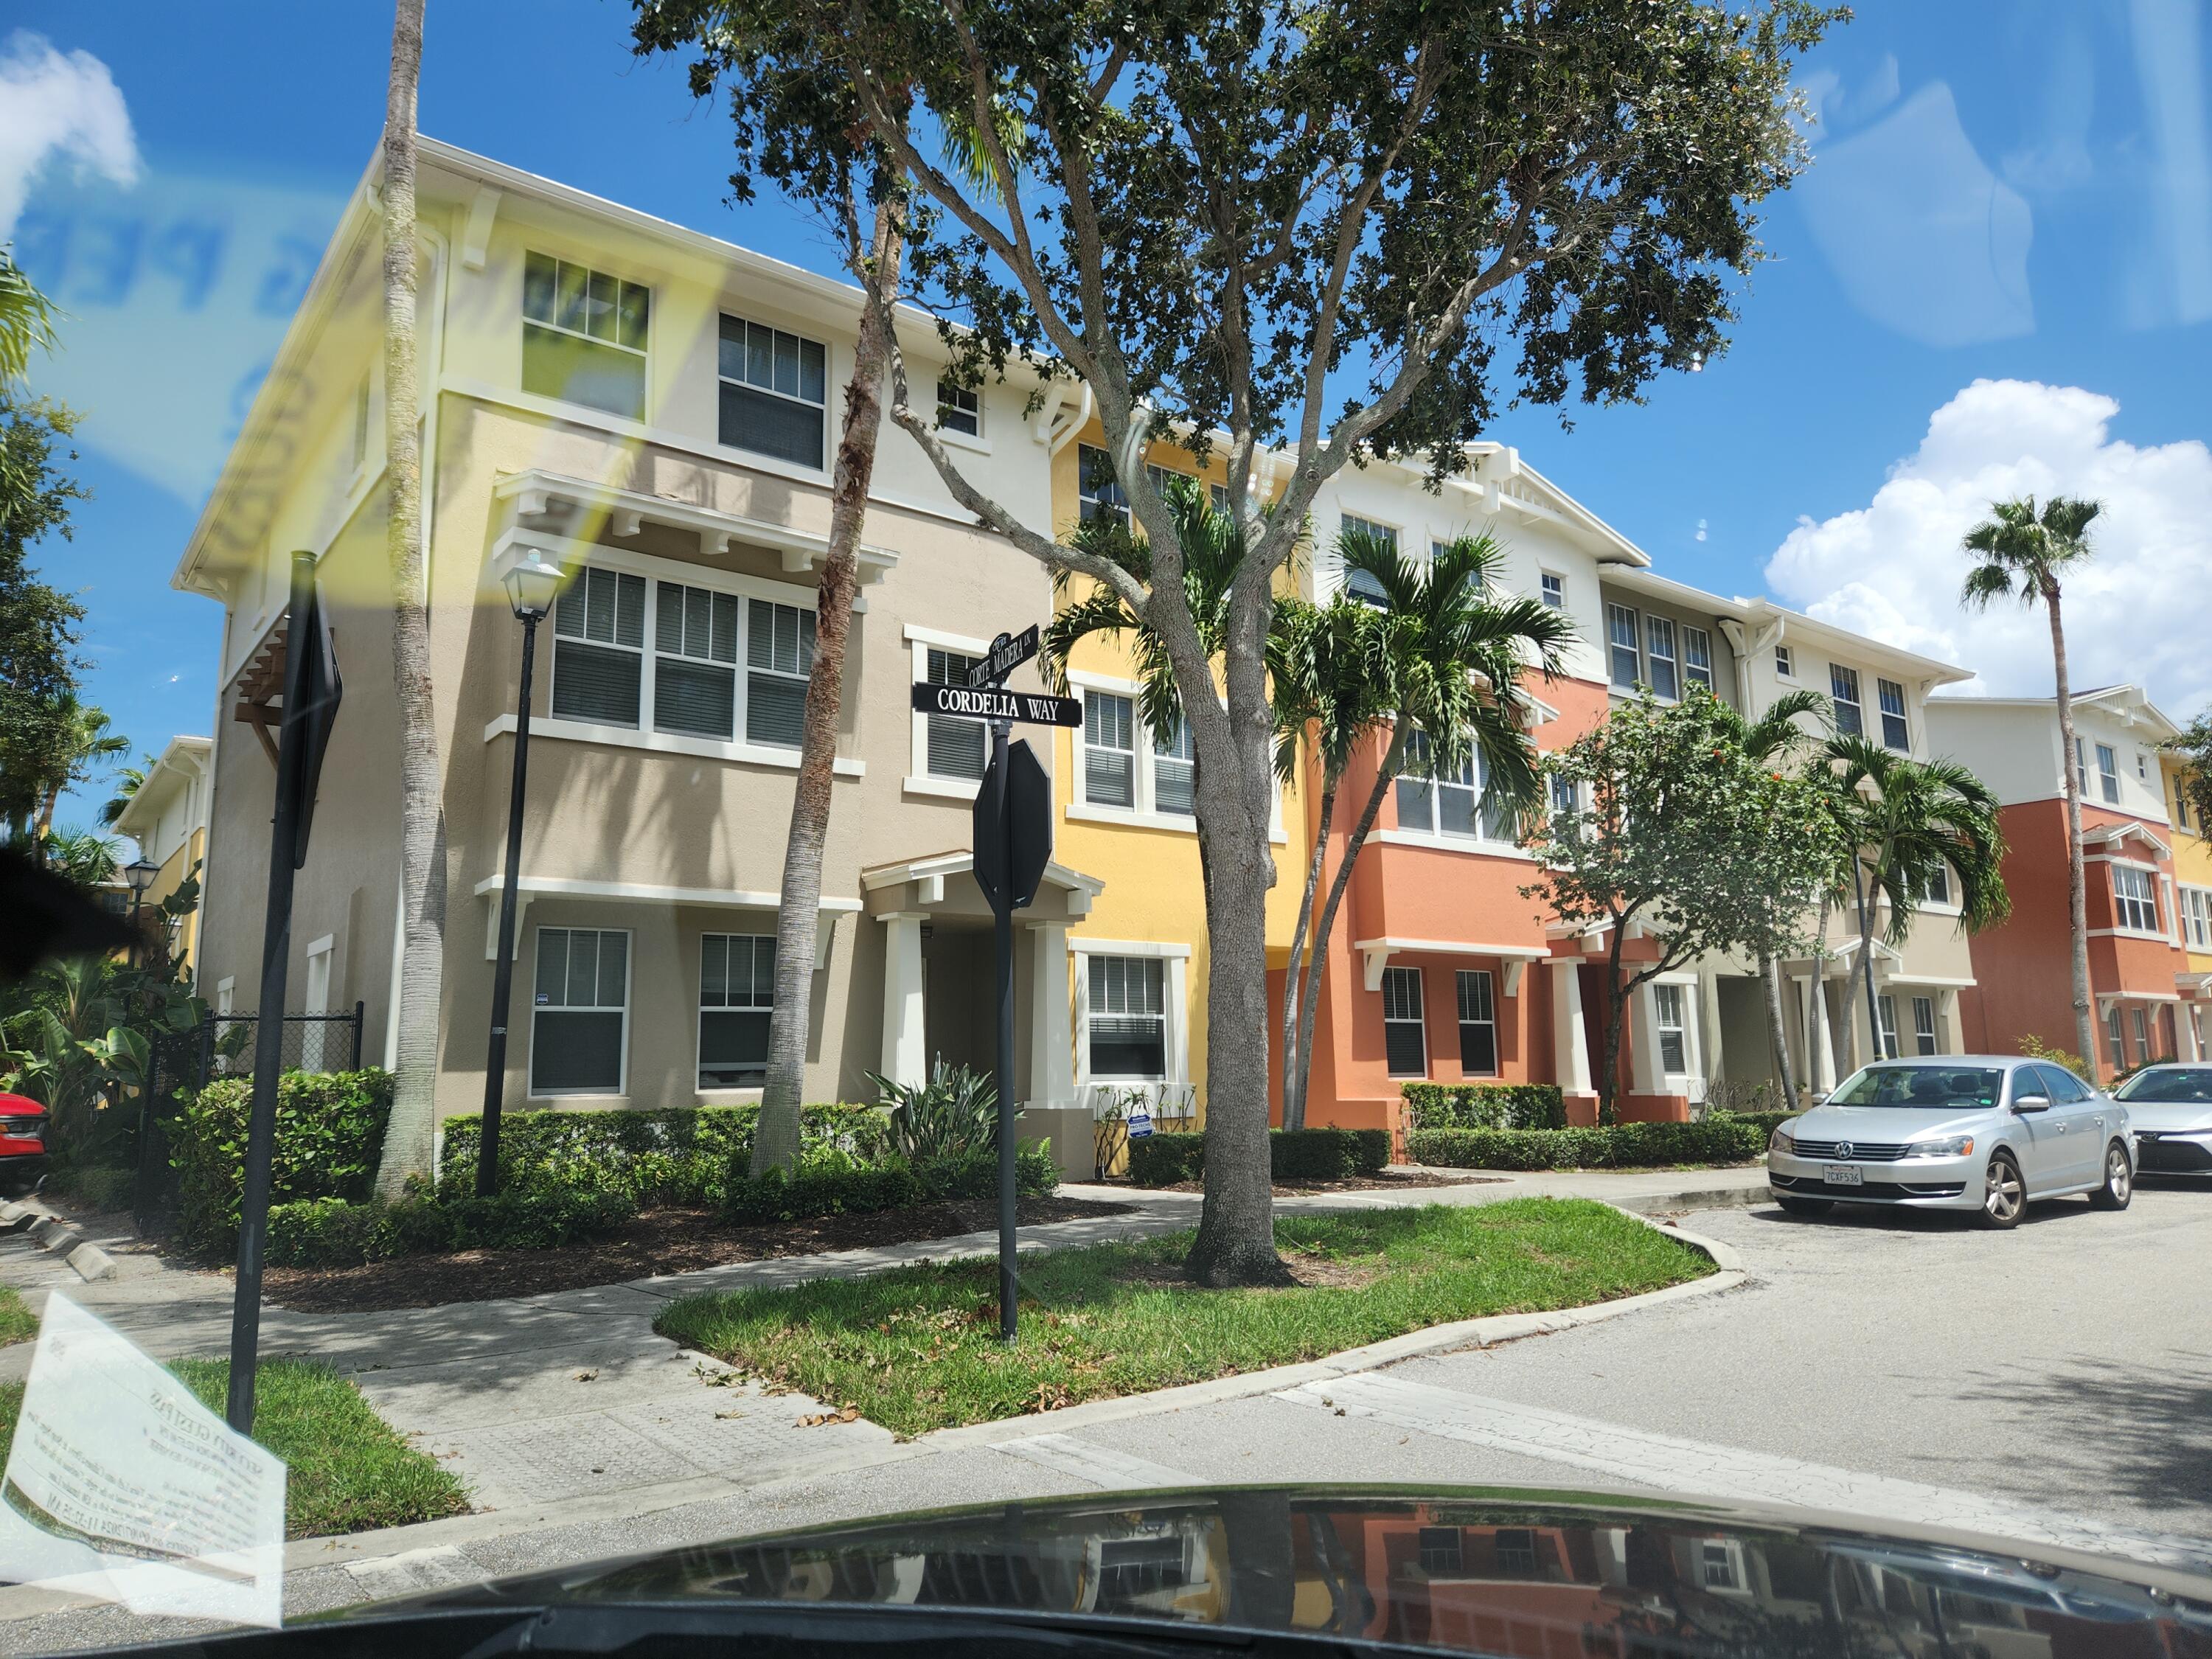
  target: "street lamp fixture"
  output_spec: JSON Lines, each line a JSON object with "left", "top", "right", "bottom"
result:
{"left": 479, "top": 546, "right": 568, "bottom": 1196}
{"left": 122, "top": 857, "right": 161, "bottom": 899}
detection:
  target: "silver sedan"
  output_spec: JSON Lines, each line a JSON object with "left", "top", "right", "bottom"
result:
{"left": 2113, "top": 1062, "right": 2212, "bottom": 1174}
{"left": 1767, "top": 1056, "right": 2135, "bottom": 1230}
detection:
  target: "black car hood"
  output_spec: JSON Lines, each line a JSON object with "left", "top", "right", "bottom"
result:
{"left": 361, "top": 1484, "right": 2212, "bottom": 1658}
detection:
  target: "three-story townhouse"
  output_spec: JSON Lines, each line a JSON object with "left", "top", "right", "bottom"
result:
{"left": 110, "top": 735, "right": 214, "bottom": 975}
{"left": 2161, "top": 749, "right": 2212, "bottom": 1057}
{"left": 1926, "top": 686, "right": 2193, "bottom": 1079}
{"left": 179, "top": 137, "right": 1106, "bottom": 1169}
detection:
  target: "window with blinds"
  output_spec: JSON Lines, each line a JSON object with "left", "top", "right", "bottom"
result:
{"left": 1340, "top": 514, "right": 1397, "bottom": 607}
{"left": 718, "top": 314, "right": 827, "bottom": 467}
{"left": 1079, "top": 445, "right": 1130, "bottom": 527}
{"left": 552, "top": 567, "right": 647, "bottom": 726}
{"left": 1088, "top": 955, "right": 1166, "bottom": 1079}
{"left": 1456, "top": 970, "right": 1498, "bottom": 1075}
{"left": 1085, "top": 692, "right": 1136, "bottom": 807}
{"left": 1878, "top": 677, "right": 1910, "bottom": 751}
{"left": 1382, "top": 966, "right": 1427, "bottom": 1077}
{"left": 1644, "top": 614, "right": 1679, "bottom": 699}
{"left": 654, "top": 582, "right": 741, "bottom": 739}
{"left": 1655, "top": 982, "right": 1689, "bottom": 1073}
{"left": 1607, "top": 604, "right": 1641, "bottom": 689}
{"left": 1152, "top": 716, "right": 1194, "bottom": 815}
{"left": 1829, "top": 664, "right": 1863, "bottom": 735}
{"left": 1683, "top": 625, "right": 1714, "bottom": 689}
{"left": 925, "top": 647, "right": 987, "bottom": 779}
{"left": 530, "top": 928, "right": 629, "bottom": 1095}
{"left": 699, "top": 933, "right": 774, "bottom": 1088}
{"left": 747, "top": 599, "right": 816, "bottom": 748}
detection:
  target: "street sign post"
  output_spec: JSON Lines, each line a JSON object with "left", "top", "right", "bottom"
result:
{"left": 966, "top": 632, "right": 1057, "bottom": 1343}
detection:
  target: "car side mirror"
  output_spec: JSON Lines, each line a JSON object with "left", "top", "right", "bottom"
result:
{"left": 2013, "top": 1093, "right": 2051, "bottom": 1113}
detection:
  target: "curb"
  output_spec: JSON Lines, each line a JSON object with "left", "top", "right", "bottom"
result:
{"left": 65, "top": 1242, "right": 117, "bottom": 1283}
{"left": 1615, "top": 1184, "right": 1770, "bottom": 1216}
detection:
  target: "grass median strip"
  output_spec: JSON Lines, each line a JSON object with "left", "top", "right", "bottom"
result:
{"left": 0, "top": 1286, "right": 36, "bottom": 1347}
{"left": 657, "top": 1197, "right": 1711, "bottom": 1436}
{"left": 0, "top": 1358, "right": 470, "bottom": 1539}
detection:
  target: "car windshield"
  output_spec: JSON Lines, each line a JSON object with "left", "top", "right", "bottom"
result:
{"left": 2115, "top": 1068, "right": 2212, "bottom": 1103}
{"left": 1826, "top": 1066, "right": 2005, "bottom": 1109}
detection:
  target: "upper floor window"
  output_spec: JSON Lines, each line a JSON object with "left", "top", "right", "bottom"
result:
{"left": 1152, "top": 715, "right": 1195, "bottom": 815}
{"left": 1607, "top": 604, "right": 1641, "bottom": 690}
{"left": 1775, "top": 644, "right": 1795, "bottom": 678}
{"left": 2180, "top": 782, "right": 2195, "bottom": 831}
{"left": 747, "top": 600, "right": 816, "bottom": 748}
{"left": 552, "top": 566, "right": 647, "bottom": 726}
{"left": 1920, "top": 862, "right": 1952, "bottom": 905}
{"left": 1340, "top": 515, "right": 1398, "bottom": 607}
{"left": 925, "top": 647, "right": 987, "bottom": 781}
{"left": 1083, "top": 691, "right": 1136, "bottom": 807}
{"left": 2096, "top": 742, "right": 2121, "bottom": 804}
{"left": 653, "top": 582, "right": 742, "bottom": 740}
{"left": 719, "top": 314, "right": 827, "bottom": 468}
{"left": 698, "top": 933, "right": 774, "bottom": 1088}
{"left": 2182, "top": 885, "right": 2212, "bottom": 950}
{"left": 2076, "top": 737, "right": 2090, "bottom": 796}
{"left": 1549, "top": 773, "right": 1579, "bottom": 818}
{"left": 1829, "top": 664, "right": 1863, "bottom": 736}
{"left": 1877, "top": 677, "right": 1910, "bottom": 751}
{"left": 2112, "top": 863, "right": 2160, "bottom": 933}
{"left": 1079, "top": 444, "right": 1130, "bottom": 528}
{"left": 2138, "top": 748, "right": 2149, "bottom": 782}
{"left": 1644, "top": 614, "right": 1679, "bottom": 700}
{"left": 1683, "top": 625, "right": 1714, "bottom": 691}
{"left": 936, "top": 380, "right": 981, "bottom": 437}
{"left": 1540, "top": 572, "right": 1565, "bottom": 610}
{"left": 1397, "top": 730, "right": 1514, "bottom": 842}
{"left": 524, "top": 253, "right": 650, "bottom": 421}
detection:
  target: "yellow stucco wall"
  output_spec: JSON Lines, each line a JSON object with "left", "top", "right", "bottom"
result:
{"left": 1046, "top": 420, "right": 1308, "bottom": 1109}
{"left": 2164, "top": 754, "right": 2212, "bottom": 977}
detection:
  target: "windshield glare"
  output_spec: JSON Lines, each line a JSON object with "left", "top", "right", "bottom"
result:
{"left": 2115, "top": 1068, "right": 2212, "bottom": 1103}
{"left": 1826, "top": 1066, "right": 2005, "bottom": 1110}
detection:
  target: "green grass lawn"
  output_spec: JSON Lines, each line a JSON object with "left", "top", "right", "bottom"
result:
{"left": 0, "top": 1287, "right": 36, "bottom": 1347}
{"left": 0, "top": 1358, "right": 470, "bottom": 1539}
{"left": 658, "top": 1197, "right": 1711, "bottom": 1436}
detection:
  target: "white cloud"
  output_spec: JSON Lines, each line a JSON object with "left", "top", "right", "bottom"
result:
{"left": 1694, "top": 518, "right": 1708, "bottom": 543}
{"left": 1764, "top": 379, "right": 2212, "bottom": 717}
{"left": 0, "top": 32, "right": 138, "bottom": 237}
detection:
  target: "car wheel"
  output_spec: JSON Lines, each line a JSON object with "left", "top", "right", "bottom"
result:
{"left": 1978, "top": 1150, "right": 2025, "bottom": 1230}
{"left": 2089, "top": 1141, "right": 2133, "bottom": 1211}
{"left": 1776, "top": 1196, "right": 1833, "bottom": 1217}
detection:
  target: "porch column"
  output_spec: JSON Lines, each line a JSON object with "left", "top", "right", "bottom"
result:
{"left": 878, "top": 912, "right": 927, "bottom": 1086}
{"left": 1627, "top": 981, "right": 1663, "bottom": 1096}
{"left": 1550, "top": 960, "right": 1593, "bottom": 1095}
{"left": 1694, "top": 967, "right": 1725, "bottom": 1102}
{"left": 1025, "top": 920, "right": 1074, "bottom": 1109}
{"left": 1938, "top": 987, "right": 1964, "bottom": 1056}
{"left": 2181, "top": 1003, "right": 2204, "bottom": 1062}
{"left": 1801, "top": 973, "right": 1838, "bottom": 1093}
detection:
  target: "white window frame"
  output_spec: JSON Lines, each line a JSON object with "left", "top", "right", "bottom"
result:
{"left": 1644, "top": 613, "right": 1680, "bottom": 700}
{"left": 1682, "top": 624, "right": 1714, "bottom": 691}
{"left": 1655, "top": 981, "right": 1692, "bottom": 1073}
{"left": 2108, "top": 1005, "right": 2126, "bottom": 1072}
{"left": 718, "top": 312, "right": 828, "bottom": 469}
{"left": 1078, "top": 443, "right": 1130, "bottom": 528}
{"left": 529, "top": 925, "right": 631, "bottom": 1099}
{"left": 1381, "top": 965, "right": 1428, "bottom": 1078}
{"left": 523, "top": 251, "right": 651, "bottom": 421}
{"left": 2097, "top": 742, "right": 2121, "bottom": 804}
{"left": 1875, "top": 993, "right": 1901, "bottom": 1060}
{"left": 1539, "top": 571, "right": 1566, "bottom": 611}
{"left": 550, "top": 565, "right": 650, "bottom": 730}
{"left": 2112, "top": 862, "right": 2163, "bottom": 935}
{"left": 2182, "top": 885, "right": 2212, "bottom": 950}
{"left": 2133, "top": 1005, "right": 2152, "bottom": 1067}
{"left": 1455, "top": 969, "right": 1498, "bottom": 1077}
{"left": 652, "top": 578, "right": 743, "bottom": 742}
{"left": 1339, "top": 513, "right": 1400, "bottom": 606}
{"left": 1080, "top": 951, "right": 1175, "bottom": 1084}
{"left": 1607, "top": 603, "right": 1642, "bottom": 690}
{"left": 934, "top": 378, "right": 982, "bottom": 439}
{"left": 698, "top": 932, "right": 775, "bottom": 1092}
{"left": 1068, "top": 672, "right": 1203, "bottom": 832}
{"left": 302, "top": 934, "right": 335, "bottom": 1072}
{"left": 1877, "top": 677, "right": 1910, "bottom": 751}
{"left": 1391, "top": 729, "right": 1520, "bottom": 852}
{"left": 2076, "top": 737, "right": 2090, "bottom": 796}
{"left": 1911, "top": 994, "right": 1938, "bottom": 1055}
{"left": 1774, "top": 644, "right": 1795, "bottom": 679}
{"left": 1829, "top": 664, "right": 1863, "bottom": 737}
{"left": 904, "top": 625, "right": 992, "bottom": 799}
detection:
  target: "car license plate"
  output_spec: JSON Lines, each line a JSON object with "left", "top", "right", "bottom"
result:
{"left": 1824, "top": 1165, "right": 1863, "bottom": 1186}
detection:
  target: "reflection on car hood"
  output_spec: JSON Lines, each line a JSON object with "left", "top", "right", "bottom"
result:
{"left": 375, "top": 1485, "right": 2212, "bottom": 1658}
{"left": 2125, "top": 1101, "right": 2212, "bottom": 1133}
{"left": 1787, "top": 1105, "right": 1988, "bottom": 1141}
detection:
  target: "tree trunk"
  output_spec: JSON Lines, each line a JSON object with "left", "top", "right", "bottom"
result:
{"left": 2048, "top": 585, "right": 2098, "bottom": 1071}
{"left": 1849, "top": 855, "right": 1882, "bottom": 1057}
{"left": 1277, "top": 775, "right": 1337, "bottom": 1131}
{"left": 1806, "top": 901, "right": 1832, "bottom": 1097}
{"left": 1291, "top": 726, "right": 1407, "bottom": 1135}
{"left": 1597, "top": 930, "right": 1627, "bottom": 1126}
{"left": 373, "top": 0, "right": 442, "bottom": 1200}
{"left": 1761, "top": 950, "right": 1798, "bottom": 1112}
{"left": 752, "top": 192, "right": 906, "bottom": 1178}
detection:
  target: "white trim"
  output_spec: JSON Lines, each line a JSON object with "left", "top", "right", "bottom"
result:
{"left": 902, "top": 773, "right": 983, "bottom": 802}
{"left": 302, "top": 933, "right": 336, "bottom": 959}
{"left": 1373, "top": 826, "right": 1535, "bottom": 860}
{"left": 1352, "top": 936, "right": 1551, "bottom": 960}
{"left": 2087, "top": 928, "right": 2181, "bottom": 943}
{"left": 473, "top": 873, "right": 862, "bottom": 911}
{"left": 902, "top": 622, "right": 994, "bottom": 654}
{"left": 482, "top": 712, "right": 866, "bottom": 777}
{"left": 526, "top": 923, "right": 632, "bottom": 1101}
{"left": 908, "top": 635, "right": 993, "bottom": 795}
{"left": 1067, "top": 936, "right": 1192, "bottom": 959}
{"left": 2081, "top": 821, "right": 2173, "bottom": 860}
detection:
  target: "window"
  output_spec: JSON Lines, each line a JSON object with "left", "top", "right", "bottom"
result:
{"left": 1876, "top": 995, "right": 1900, "bottom": 1060}
{"left": 699, "top": 934, "right": 773, "bottom": 1088}
{"left": 1340, "top": 515, "right": 1398, "bottom": 606}
{"left": 1540, "top": 572, "right": 1565, "bottom": 610}
{"left": 1920, "top": 862, "right": 1952, "bottom": 905}
{"left": 1877, "top": 678, "right": 1910, "bottom": 751}
{"left": 1210, "top": 481, "right": 1234, "bottom": 516}
{"left": 1549, "top": 773, "right": 1579, "bottom": 818}
{"left": 1699, "top": 1540, "right": 1742, "bottom": 1593}
{"left": 1912, "top": 995, "right": 1938, "bottom": 1056}
{"left": 1493, "top": 1530, "right": 1538, "bottom": 1576}
{"left": 1079, "top": 444, "right": 1130, "bottom": 528}
{"left": 1152, "top": 715, "right": 1195, "bottom": 815}
{"left": 1397, "top": 731, "right": 1512, "bottom": 841}
{"left": 2133, "top": 1006, "right": 2152, "bottom": 1066}
{"left": 2076, "top": 737, "right": 2090, "bottom": 796}
{"left": 746, "top": 599, "right": 815, "bottom": 748}
{"left": 1088, "top": 956, "right": 1166, "bottom": 1079}
{"left": 1382, "top": 967, "right": 1427, "bottom": 1077}
{"left": 349, "top": 375, "right": 371, "bottom": 473}
{"left": 925, "top": 647, "right": 988, "bottom": 780}
{"left": 935, "top": 379, "right": 981, "bottom": 437}
{"left": 2114, "top": 863, "right": 2161, "bottom": 933}
{"left": 2097, "top": 742, "right": 2121, "bottom": 804}
{"left": 1774, "top": 644, "right": 1794, "bottom": 678}
{"left": 1654, "top": 983, "right": 1689, "bottom": 1073}
{"left": 1829, "top": 664, "right": 1863, "bottom": 736}
{"left": 2138, "top": 749, "right": 2149, "bottom": 781}
{"left": 1644, "top": 615, "right": 1679, "bottom": 700}
{"left": 2183, "top": 886, "right": 2212, "bottom": 950}
{"left": 2108, "top": 1006, "right": 2126, "bottom": 1073}
{"left": 1084, "top": 692, "right": 1137, "bottom": 807}
{"left": 1418, "top": 1528, "right": 1463, "bottom": 1576}
{"left": 718, "top": 313, "right": 827, "bottom": 467}
{"left": 2177, "top": 780, "right": 2193, "bottom": 830}
{"left": 302, "top": 939, "right": 333, "bottom": 1071}
{"left": 654, "top": 582, "right": 742, "bottom": 740}
{"left": 523, "top": 252, "right": 649, "bottom": 420}
{"left": 1683, "top": 625, "right": 1714, "bottom": 690}
{"left": 1457, "top": 970, "right": 1498, "bottom": 1075}
{"left": 552, "top": 566, "right": 647, "bottom": 726}
{"left": 531, "top": 928, "right": 628, "bottom": 1095}
{"left": 1607, "top": 604, "right": 1641, "bottom": 689}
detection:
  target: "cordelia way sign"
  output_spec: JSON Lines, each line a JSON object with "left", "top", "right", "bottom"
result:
{"left": 910, "top": 682, "right": 1082, "bottom": 726}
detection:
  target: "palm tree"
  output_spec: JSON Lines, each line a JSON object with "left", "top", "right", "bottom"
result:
{"left": 1825, "top": 736, "right": 2009, "bottom": 1062}
{"left": 29, "top": 695, "right": 130, "bottom": 852}
{"left": 0, "top": 249, "right": 57, "bottom": 389}
{"left": 1281, "top": 529, "right": 1573, "bottom": 1130}
{"left": 99, "top": 756, "right": 153, "bottom": 829}
{"left": 374, "top": 0, "right": 444, "bottom": 1198}
{"left": 1961, "top": 495, "right": 2100, "bottom": 1066}
{"left": 44, "top": 826, "right": 122, "bottom": 890}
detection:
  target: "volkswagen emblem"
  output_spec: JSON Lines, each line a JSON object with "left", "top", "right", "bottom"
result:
{"left": 1834, "top": 1141, "right": 1854, "bottom": 1159}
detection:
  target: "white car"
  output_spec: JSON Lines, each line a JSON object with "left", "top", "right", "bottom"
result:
{"left": 1767, "top": 1057, "right": 2134, "bottom": 1230}
{"left": 2112, "top": 1062, "right": 2212, "bottom": 1175}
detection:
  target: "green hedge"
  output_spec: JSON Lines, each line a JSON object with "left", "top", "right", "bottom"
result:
{"left": 724, "top": 1144, "right": 1060, "bottom": 1223}
{"left": 438, "top": 1103, "right": 892, "bottom": 1206}
{"left": 265, "top": 1188, "right": 637, "bottom": 1268}
{"left": 168, "top": 1070, "right": 392, "bottom": 1253}
{"left": 1401, "top": 1082, "right": 1567, "bottom": 1132}
{"left": 1407, "top": 1112, "right": 1790, "bottom": 1172}
{"left": 1127, "top": 1127, "right": 1392, "bottom": 1187}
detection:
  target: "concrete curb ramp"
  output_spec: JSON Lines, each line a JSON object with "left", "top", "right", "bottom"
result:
{"left": 1, "top": 1202, "right": 116, "bottom": 1284}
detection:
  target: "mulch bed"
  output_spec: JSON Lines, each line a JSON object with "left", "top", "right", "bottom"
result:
{"left": 260, "top": 1194, "right": 1133, "bottom": 1314}
{"left": 1148, "top": 1169, "right": 1508, "bottom": 1196}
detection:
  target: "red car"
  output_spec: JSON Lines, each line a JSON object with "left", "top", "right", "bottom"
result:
{"left": 0, "top": 1094, "right": 49, "bottom": 1197}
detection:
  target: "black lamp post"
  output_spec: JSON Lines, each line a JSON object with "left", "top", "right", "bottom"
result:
{"left": 479, "top": 548, "right": 566, "bottom": 1197}
{"left": 122, "top": 855, "right": 161, "bottom": 960}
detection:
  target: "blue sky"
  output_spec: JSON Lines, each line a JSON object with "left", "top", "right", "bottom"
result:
{"left": 7, "top": 0, "right": 2211, "bottom": 835}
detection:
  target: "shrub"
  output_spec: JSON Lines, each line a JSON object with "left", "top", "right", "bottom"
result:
{"left": 264, "top": 1187, "right": 636, "bottom": 1268}
{"left": 1406, "top": 1113, "right": 1790, "bottom": 1172}
{"left": 438, "top": 1102, "right": 891, "bottom": 1206}
{"left": 2019, "top": 1034, "right": 2095, "bottom": 1085}
{"left": 168, "top": 1070, "right": 393, "bottom": 1253}
{"left": 1127, "top": 1132, "right": 1206, "bottom": 1186}
{"left": 1126, "top": 1127, "right": 1391, "bottom": 1186}
{"left": 722, "top": 1140, "right": 1058, "bottom": 1224}
{"left": 1401, "top": 1082, "right": 1567, "bottom": 1132}
{"left": 869, "top": 1061, "right": 999, "bottom": 1164}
